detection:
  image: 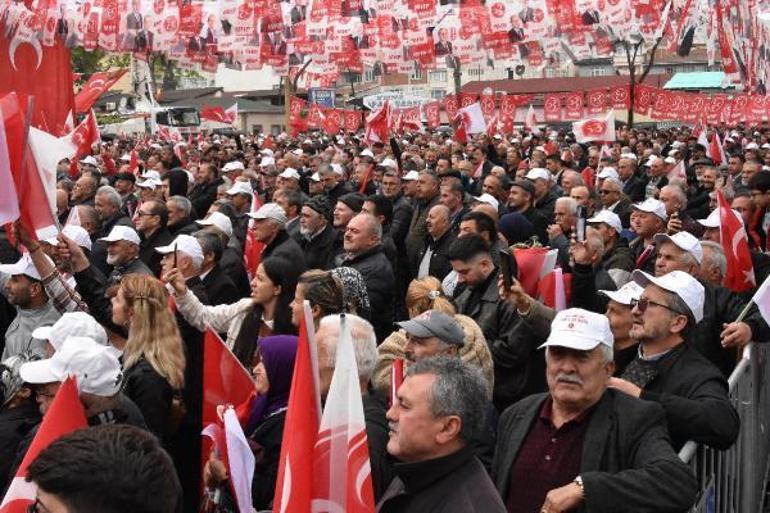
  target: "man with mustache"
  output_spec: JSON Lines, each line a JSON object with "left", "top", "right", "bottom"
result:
{"left": 492, "top": 308, "right": 696, "bottom": 513}
{"left": 608, "top": 270, "right": 739, "bottom": 451}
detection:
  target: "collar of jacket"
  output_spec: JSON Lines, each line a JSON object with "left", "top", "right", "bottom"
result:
{"left": 393, "top": 445, "right": 475, "bottom": 494}
{"left": 264, "top": 229, "right": 290, "bottom": 254}
{"left": 344, "top": 243, "right": 383, "bottom": 263}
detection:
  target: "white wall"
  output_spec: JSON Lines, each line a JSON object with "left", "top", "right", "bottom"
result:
{"left": 214, "top": 64, "right": 282, "bottom": 92}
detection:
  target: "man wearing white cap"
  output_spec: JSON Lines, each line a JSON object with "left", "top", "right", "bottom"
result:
{"left": 98, "top": 225, "right": 153, "bottom": 285}
{"left": 493, "top": 308, "right": 696, "bottom": 513}
{"left": 247, "top": 203, "right": 307, "bottom": 269}
{"left": 628, "top": 198, "right": 667, "bottom": 274}
{"left": 525, "top": 168, "right": 558, "bottom": 222}
{"left": 650, "top": 230, "right": 769, "bottom": 376}
{"left": 0, "top": 254, "right": 61, "bottom": 360}
{"left": 598, "top": 281, "right": 644, "bottom": 374}
{"left": 587, "top": 210, "right": 634, "bottom": 288}
{"left": 277, "top": 167, "right": 302, "bottom": 193}
{"left": 607, "top": 270, "right": 739, "bottom": 451}
{"left": 224, "top": 180, "right": 254, "bottom": 215}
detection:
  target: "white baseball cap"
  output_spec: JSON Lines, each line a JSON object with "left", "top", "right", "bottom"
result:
{"left": 746, "top": 142, "right": 759, "bottom": 150}
{"left": 526, "top": 168, "right": 551, "bottom": 182}
{"left": 599, "top": 281, "right": 644, "bottom": 306}
{"left": 136, "top": 178, "right": 162, "bottom": 190}
{"left": 330, "top": 163, "right": 344, "bottom": 176}
{"left": 291, "top": 148, "right": 303, "bottom": 156}
{"left": 79, "top": 155, "right": 98, "bottom": 167}
{"left": 279, "top": 168, "right": 300, "bottom": 180}
{"left": 539, "top": 308, "right": 614, "bottom": 351}
{"left": 653, "top": 231, "right": 703, "bottom": 264}
{"left": 247, "top": 203, "right": 288, "bottom": 225}
{"left": 140, "top": 170, "right": 161, "bottom": 181}
{"left": 98, "top": 225, "right": 141, "bottom": 246}
{"left": 587, "top": 210, "right": 623, "bottom": 234}
{"left": 196, "top": 211, "right": 233, "bottom": 238}
{"left": 155, "top": 234, "right": 204, "bottom": 269}
{"left": 380, "top": 158, "right": 398, "bottom": 169}
{"left": 473, "top": 193, "right": 499, "bottom": 211}
{"left": 260, "top": 148, "right": 274, "bottom": 156}
{"left": 403, "top": 171, "right": 419, "bottom": 181}
{"left": 360, "top": 149, "right": 374, "bottom": 158}
{"left": 20, "top": 336, "right": 123, "bottom": 396}
{"left": 31, "top": 312, "right": 108, "bottom": 350}
{"left": 698, "top": 208, "right": 743, "bottom": 228}
{"left": 222, "top": 161, "right": 245, "bottom": 172}
{"left": 597, "top": 167, "right": 619, "bottom": 180}
{"left": 225, "top": 181, "right": 253, "bottom": 197}
{"left": 260, "top": 156, "right": 275, "bottom": 167}
{"left": 664, "top": 156, "right": 677, "bottom": 165}
{"left": 632, "top": 269, "right": 705, "bottom": 323}
{"left": 620, "top": 152, "right": 638, "bottom": 161}
{"left": 310, "top": 172, "right": 321, "bottom": 183}
{"left": 119, "top": 153, "right": 131, "bottom": 162}
{"left": 0, "top": 253, "right": 42, "bottom": 281}
{"left": 632, "top": 198, "right": 667, "bottom": 220}
{"left": 46, "top": 225, "right": 92, "bottom": 251}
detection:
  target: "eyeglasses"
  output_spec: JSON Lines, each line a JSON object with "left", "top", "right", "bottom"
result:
{"left": 135, "top": 211, "right": 156, "bottom": 217}
{"left": 630, "top": 297, "right": 685, "bottom": 316}
{"left": 598, "top": 189, "right": 616, "bottom": 195}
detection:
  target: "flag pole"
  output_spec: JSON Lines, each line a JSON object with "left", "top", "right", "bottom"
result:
{"left": 734, "top": 300, "right": 754, "bottom": 323}
{"left": 303, "top": 300, "right": 323, "bottom": 423}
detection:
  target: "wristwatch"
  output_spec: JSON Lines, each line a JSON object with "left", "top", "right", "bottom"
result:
{"left": 574, "top": 475, "right": 585, "bottom": 498}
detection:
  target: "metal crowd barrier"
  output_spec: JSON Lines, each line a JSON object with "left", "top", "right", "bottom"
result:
{"left": 678, "top": 343, "right": 770, "bottom": 513}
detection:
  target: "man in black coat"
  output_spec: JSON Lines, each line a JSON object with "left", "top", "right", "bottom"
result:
{"left": 507, "top": 179, "right": 549, "bottom": 245}
{"left": 298, "top": 197, "right": 338, "bottom": 271}
{"left": 450, "top": 235, "right": 546, "bottom": 411}
{"left": 416, "top": 204, "right": 456, "bottom": 281}
{"left": 618, "top": 156, "right": 647, "bottom": 202}
{"left": 248, "top": 203, "right": 307, "bottom": 272}
{"left": 492, "top": 308, "right": 697, "bottom": 512}
{"left": 337, "top": 213, "right": 394, "bottom": 343}
{"left": 188, "top": 162, "right": 222, "bottom": 218}
{"left": 378, "top": 357, "right": 506, "bottom": 513}
{"left": 608, "top": 270, "right": 740, "bottom": 451}
{"left": 134, "top": 200, "right": 174, "bottom": 277}
{"left": 405, "top": 171, "right": 441, "bottom": 279}
{"left": 195, "top": 231, "right": 242, "bottom": 305}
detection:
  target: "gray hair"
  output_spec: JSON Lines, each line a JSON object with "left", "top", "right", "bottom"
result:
{"left": 95, "top": 185, "right": 122, "bottom": 209}
{"left": 585, "top": 228, "right": 605, "bottom": 259}
{"left": 546, "top": 344, "right": 614, "bottom": 365}
{"left": 661, "top": 184, "right": 687, "bottom": 206}
{"left": 318, "top": 314, "right": 378, "bottom": 382}
{"left": 405, "top": 356, "right": 488, "bottom": 444}
{"left": 603, "top": 177, "right": 623, "bottom": 191}
{"left": 555, "top": 196, "right": 578, "bottom": 216}
{"left": 701, "top": 240, "right": 727, "bottom": 277}
{"left": 353, "top": 213, "right": 382, "bottom": 242}
{"left": 168, "top": 196, "right": 192, "bottom": 217}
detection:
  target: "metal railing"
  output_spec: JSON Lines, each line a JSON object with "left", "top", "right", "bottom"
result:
{"left": 679, "top": 343, "right": 770, "bottom": 513}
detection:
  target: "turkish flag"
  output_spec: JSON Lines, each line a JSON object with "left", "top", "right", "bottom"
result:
{"left": 573, "top": 110, "right": 615, "bottom": 143}
{"left": 202, "top": 329, "right": 255, "bottom": 426}
{"left": 311, "top": 315, "right": 375, "bottom": 513}
{"left": 273, "top": 304, "right": 322, "bottom": 513}
{"left": 200, "top": 104, "right": 228, "bottom": 123}
{"left": 0, "top": 32, "right": 74, "bottom": 136}
{"left": 74, "top": 69, "right": 127, "bottom": 114}
{"left": 389, "top": 358, "right": 404, "bottom": 408}
{"left": 513, "top": 247, "right": 558, "bottom": 297}
{"left": 63, "top": 110, "right": 100, "bottom": 160}
{"left": 224, "top": 103, "right": 239, "bottom": 124}
{"left": 709, "top": 131, "right": 726, "bottom": 166}
{"left": 364, "top": 101, "right": 391, "bottom": 145}
{"left": 0, "top": 377, "right": 87, "bottom": 513}
{"left": 543, "top": 94, "right": 562, "bottom": 122}
{"left": 538, "top": 267, "right": 572, "bottom": 311}
{"left": 718, "top": 190, "right": 755, "bottom": 293}
{"left": 423, "top": 101, "right": 440, "bottom": 129}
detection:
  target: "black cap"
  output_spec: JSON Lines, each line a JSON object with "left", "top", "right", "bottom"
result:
{"left": 114, "top": 172, "right": 136, "bottom": 183}
{"left": 337, "top": 193, "right": 365, "bottom": 213}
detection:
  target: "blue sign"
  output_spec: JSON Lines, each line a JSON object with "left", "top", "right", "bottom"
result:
{"left": 308, "top": 88, "right": 335, "bottom": 108}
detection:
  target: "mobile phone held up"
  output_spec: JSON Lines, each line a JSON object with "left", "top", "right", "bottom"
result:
{"left": 499, "top": 248, "right": 518, "bottom": 291}
{"left": 575, "top": 205, "right": 587, "bottom": 242}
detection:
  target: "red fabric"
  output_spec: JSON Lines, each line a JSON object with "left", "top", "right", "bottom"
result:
{"left": 609, "top": 86, "right": 630, "bottom": 109}
{"left": 364, "top": 101, "right": 390, "bottom": 145}
{"left": 543, "top": 94, "right": 562, "bottom": 122}
{"left": 0, "top": 33, "right": 74, "bottom": 136}
{"left": 423, "top": 101, "right": 440, "bottom": 129}
{"left": 538, "top": 271, "right": 572, "bottom": 309}
{"left": 513, "top": 247, "right": 549, "bottom": 296}
{"left": 389, "top": 358, "right": 404, "bottom": 408}
{"left": 480, "top": 91, "right": 496, "bottom": 119}
{"left": 200, "top": 104, "right": 228, "bottom": 123}
{"left": 718, "top": 190, "right": 755, "bottom": 292}
{"left": 586, "top": 89, "right": 607, "bottom": 115}
{"left": 273, "top": 312, "right": 321, "bottom": 512}
{"left": 443, "top": 94, "right": 459, "bottom": 119}
{"left": 563, "top": 91, "right": 584, "bottom": 120}
{"left": 458, "top": 92, "right": 478, "bottom": 108}
{"left": 0, "top": 377, "right": 87, "bottom": 513}
{"left": 633, "top": 84, "right": 654, "bottom": 116}
{"left": 202, "top": 329, "right": 255, "bottom": 426}
{"left": 74, "top": 69, "right": 126, "bottom": 113}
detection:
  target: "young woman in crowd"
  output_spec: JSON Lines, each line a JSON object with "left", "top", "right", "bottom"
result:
{"left": 290, "top": 269, "right": 347, "bottom": 331}
{"left": 372, "top": 276, "right": 495, "bottom": 395}
{"left": 111, "top": 274, "right": 186, "bottom": 440}
{"left": 202, "top": 334, "right": 297, "bottom": 512}
{"left": 167, "top": 256, "right": 300, "bottom": 366}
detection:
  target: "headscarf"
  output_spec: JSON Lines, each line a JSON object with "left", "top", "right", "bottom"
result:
{"left": 244, "top": 335, "right": 298, "bottom": 434}
{"left": 331, "top": 267, "right": 371, "bottom": 315}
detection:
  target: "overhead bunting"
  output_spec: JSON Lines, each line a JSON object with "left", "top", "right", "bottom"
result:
{"left": 0, "top": 0, "right": 765, "bottom": 92}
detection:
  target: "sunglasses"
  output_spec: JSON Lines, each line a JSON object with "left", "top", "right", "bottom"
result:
{"left": 630, "top": 297, "right": 685, "bottom": 316}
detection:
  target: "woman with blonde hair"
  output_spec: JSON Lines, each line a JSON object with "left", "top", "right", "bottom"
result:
{"left": 111, "top": 274, "right": 185, "bottom": 439}
{"left": 372, "top": 276, "right": 494, "bottom": 395}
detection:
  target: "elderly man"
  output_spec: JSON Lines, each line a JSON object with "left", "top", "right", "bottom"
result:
{"left": 0, "top": 254, "right": 61, "bottom": 359}
{"left": 315, "top": 314, "right": 393, "bottom": 501}
{"left": 195, "top": 231, "right": 241, "bottom": 305}
{"left": 698, "top": 240, "right": 727, "bottom": 287}
{"left": 526, "top": 168, "right": 558, "bottom": 222}
{"left": 651, "top": 231, "right": 769, "bottom": 376}
{"left": 225, "top": 180, "right": 253, "bottom": 244}
{"left": 71, "top": 173, "right": 99, "bottom": 207}
{"left": 99, "top": 225, "right": 153, "bottom": 286}
{"left": 379, "top": 357, "right": 506, "bottom": 513}
{"left": 417, "top": 204, "right": 456, "bottom": 281}
{"left": 569, "top": 185, "right": 593, "bottom": 215}
{"left": 274, "top": 189, "right": 303, "bottom": 240}
{"left": 547, "top": 197, "right": 578, "bottom": 269}
{"left": 166, "top": 195, "right": 198, "bottom": 236}
{"left": 94, "top": 186, "right": 133, "bottom": 238}
{"left": 492, "top": 308, "right": 697, "bottom": 513}
{"left": 608, "top": 270, "right": 740, "bottom": 451}
{"left": 320, "top": 162, "right": 352, "bottom": 204}
{"left": 134, "top": 199, "right": 173, "bottom": 277}
{"left": 298, "top": 196, "right": 338, "bottom": 270}
{"left": 597, "top": 177, "right": 631, "bottom": 227}
{"left": 628, "top": 198, "right": 667, "bottom": 273}
{"left": 338, "top": 213, "right": 395, "bottom": 342}
{"left": 587, "top": 210, "right": 634, "bottom": 287}
{"left": 188, "top": 162, "right": 222, "bottom": 216}
{"left": 405, "top": 171, "right": 441, "bottom": 279}
{"left": 617, "top": 155, "right": 646, "bottom": 202}
{"left": 381, "top": 170, "right": 413, "bottom": 247}
{"left": 247, "top": 202, "right": 306, "bottom": 269}
{"left": 598, "top": 281, "right": 643, "bottom": 374}
{"left": 660, "top": 184, "right": 703, "bottom": 238}
{"left": 449, "top": 235, "right": 543, "bottom": 410}
{"left": 646, "top": 156, "right": 668, "bottom": 195}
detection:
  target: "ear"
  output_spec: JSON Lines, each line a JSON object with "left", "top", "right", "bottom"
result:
{"left": 669, "top": 314, "right": 689, "bottom": 335}
{"left": 435, "top": 415, "right": 463, "bottom": 445}
{"left": 274, "top": 284, "right": 282, "bottom": 297}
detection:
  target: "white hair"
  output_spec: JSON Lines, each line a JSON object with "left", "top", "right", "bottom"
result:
{"left": 318, "top": 314, "right": 378, "bottom": 381}
{"left": 546, "top": 344, "right": 614, "bottom": 364}
{"left": 555, "top": 196, "right": 578, "bottom": 216}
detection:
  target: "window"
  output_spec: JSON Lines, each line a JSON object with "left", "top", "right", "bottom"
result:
{"left": 364, "top": 68, "right": 375, "bottom": 82}
{"left": 468, "top": 67, "right": 483, "bottom": 78}
{"left": 430, "top": 70, "right": 447, "bottom": 82}
{"left": 252, "top": 125, "right": 263, "bottom": 134}
{"left": 590, "top": 67, "right": 608, "bottom": 77}
{"left": 410, "top": 68, "right": 423, "bottom": 80}
{"left": 431, "top": 89, "right": 446, "bottom": 100}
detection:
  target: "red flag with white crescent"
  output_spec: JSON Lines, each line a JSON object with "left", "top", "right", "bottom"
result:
{"left": 718, "top": 190, "right": 755, "bottom": 292}
{"left": 74, "top": 69, "right": 127, "bottom": 114}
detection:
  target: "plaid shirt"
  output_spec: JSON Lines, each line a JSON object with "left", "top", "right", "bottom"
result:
{"left": 42, "top": 269, "right": 89, "bottom": 314}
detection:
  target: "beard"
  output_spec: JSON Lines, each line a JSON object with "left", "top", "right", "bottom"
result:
{"left": 106, "top": 253, "right": 119, "bottom": 266}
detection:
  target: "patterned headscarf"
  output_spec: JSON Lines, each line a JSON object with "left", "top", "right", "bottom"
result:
{"left": 331, "top": 267, "right": 371, "bottom": 315}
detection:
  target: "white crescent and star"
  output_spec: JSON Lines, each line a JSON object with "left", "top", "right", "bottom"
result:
{"left": 9, "top": 36, "right": 44, "bottom": 71}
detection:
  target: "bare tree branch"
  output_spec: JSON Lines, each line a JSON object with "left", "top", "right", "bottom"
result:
{"left": 638, "top": 36, "right": 663, "bottom": 84}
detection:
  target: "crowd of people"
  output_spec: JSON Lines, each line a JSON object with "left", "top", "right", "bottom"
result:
{"left": 1, "top": 122, "right": 770, "bottom": 513}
